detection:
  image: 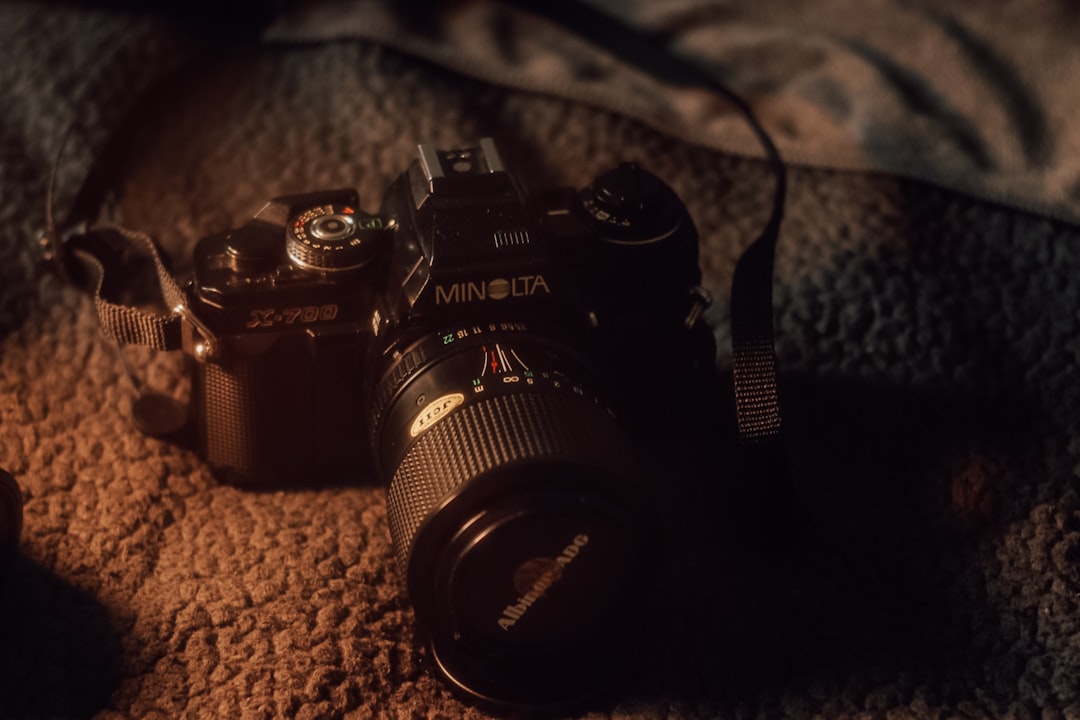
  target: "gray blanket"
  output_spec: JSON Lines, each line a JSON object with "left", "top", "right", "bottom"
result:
{"left": 2, "top": 2, "right": 1079, "bottom": 718}
{"left": 272, "top": 0, "right": 1080, "bottom": 225}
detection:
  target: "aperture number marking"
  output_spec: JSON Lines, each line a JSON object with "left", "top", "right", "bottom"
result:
{"left": 440, "top": 321, "right": 530, "bottom": 345}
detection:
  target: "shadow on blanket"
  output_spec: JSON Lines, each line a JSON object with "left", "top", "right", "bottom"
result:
{"left": 0, "top": 364, "right": 1056, "bottom": 717}
{"left": 0, "top": 556, "right": 124, "bottom": 718}
{"left": 621, "top": 366, "right": 1045, "bottom": 713}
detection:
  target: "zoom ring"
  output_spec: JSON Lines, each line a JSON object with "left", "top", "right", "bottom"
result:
{"left": 386, "top": 390, "right": 633, "bottom": 574}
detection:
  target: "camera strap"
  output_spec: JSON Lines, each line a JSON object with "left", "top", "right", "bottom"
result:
{"left": 77, "top": 227, "right": 185, "bottom": 351}
{"left": 517, "top": 0, "right": 806, "bottom": 553}
{"left": 38, "top": 129, "right": 188, "bottom": 354}
{"left": 516, "top": 0, "right": 790, "bottom": 481}
{"left": 43, "top": 223, "right": 194, "bottom": 438}
{"left": 46, "top": 224, "right": 187, "bottom": 352}
{"left": 730, "top": 209, "right": 784, "bottom": 444}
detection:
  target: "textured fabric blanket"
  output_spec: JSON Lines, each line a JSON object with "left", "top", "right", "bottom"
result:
{"left": 267, "top": 0, "right": 1080, "bottom": 224}
{"left": 1, "top": 2, "right": 1079, "bottom": 718}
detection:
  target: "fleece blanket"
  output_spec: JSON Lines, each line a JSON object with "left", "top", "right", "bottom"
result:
{"left": 267, "top": 0, "right": 1080, "bottom": 225}
{"left": 1, "top": 1, "right": 1080, "bottom": 718}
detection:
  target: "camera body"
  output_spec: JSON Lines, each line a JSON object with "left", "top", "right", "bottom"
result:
{"left": 186, "top": 138, "right": 710, "bottom": 486}
{"left": 183, "top": 138, "right": 713, "bottom": 706}
{"left": 185, "top": 184, "right": 381, "bottom": 486}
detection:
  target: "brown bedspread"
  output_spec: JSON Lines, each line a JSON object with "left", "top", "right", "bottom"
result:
{"left": 1, "top": 2, "right": 1079, "bottom": 718}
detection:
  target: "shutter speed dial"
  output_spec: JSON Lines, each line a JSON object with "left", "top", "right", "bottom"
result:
{"left": 287, "top": 203, "right": 385, "bottom": 271}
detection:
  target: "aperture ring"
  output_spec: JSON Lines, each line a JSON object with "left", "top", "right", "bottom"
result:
{"left": 369, "top": 324, "right": 588, "bottom": 454}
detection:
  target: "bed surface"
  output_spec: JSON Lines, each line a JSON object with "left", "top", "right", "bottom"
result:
{"left": 2, "top": 2, "right": 1079, "bottom": 718}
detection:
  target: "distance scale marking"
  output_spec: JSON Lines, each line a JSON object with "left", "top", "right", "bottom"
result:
{"left": 404, "top": 327, "right": 600, "bottom": 444}
{"left": 480, "top": 343, "right": 531, "bottom": 377}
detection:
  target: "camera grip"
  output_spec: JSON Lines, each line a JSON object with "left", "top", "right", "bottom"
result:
{"left": 192, "top": 357, "right": 262, "bottom": 482}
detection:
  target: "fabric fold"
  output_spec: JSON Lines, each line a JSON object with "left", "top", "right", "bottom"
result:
{"left": 264, "top": 0, "right": 1080, "bottom": 225}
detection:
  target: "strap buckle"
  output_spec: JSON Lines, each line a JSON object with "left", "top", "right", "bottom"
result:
{"left": 174, "top": 302, "right": 218, "bottom": 360}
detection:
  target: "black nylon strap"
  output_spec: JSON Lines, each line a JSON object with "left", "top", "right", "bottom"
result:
{"left": 730, "top": 209, "right": 785, "bottom": 443}
{"left": 732, "top": 333, "right": 782, "bottom": 439}
{"left": 512, "top": 0, "right": 787, "bottom": 447}
{"left": 69, "top": 224, "right": 185, "bottom": 351}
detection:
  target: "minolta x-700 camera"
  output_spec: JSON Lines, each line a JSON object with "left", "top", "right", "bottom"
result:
{"left": 183, "top": 139, "right": 713, "bottom": 708}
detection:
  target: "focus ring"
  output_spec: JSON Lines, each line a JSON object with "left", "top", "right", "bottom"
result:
{"left": 370, "top": 341, "right": 435, "bottom": 434}
{"left": 386, "top": 390, "right": 632, "bottom": 574}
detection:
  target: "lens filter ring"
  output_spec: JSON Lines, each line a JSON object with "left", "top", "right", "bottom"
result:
{"left": 421, "top": 477, "right": 644, "bottom": 710}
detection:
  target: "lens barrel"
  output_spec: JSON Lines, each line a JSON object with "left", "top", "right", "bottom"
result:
{"left": 372, "top": 325, "right": 650, "bottom": 708}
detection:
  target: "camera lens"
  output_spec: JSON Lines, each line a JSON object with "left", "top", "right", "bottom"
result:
{"left": 371, "top": 323, "right": 650, "bottom": 708}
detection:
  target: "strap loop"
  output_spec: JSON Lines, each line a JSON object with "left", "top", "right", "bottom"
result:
{"left": 66, "top": 224, "right": 186, "bottom": 352}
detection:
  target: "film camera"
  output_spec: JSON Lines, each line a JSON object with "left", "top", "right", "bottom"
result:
{"left": 182, "top": 138, "right": 714, "bottom": 707}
